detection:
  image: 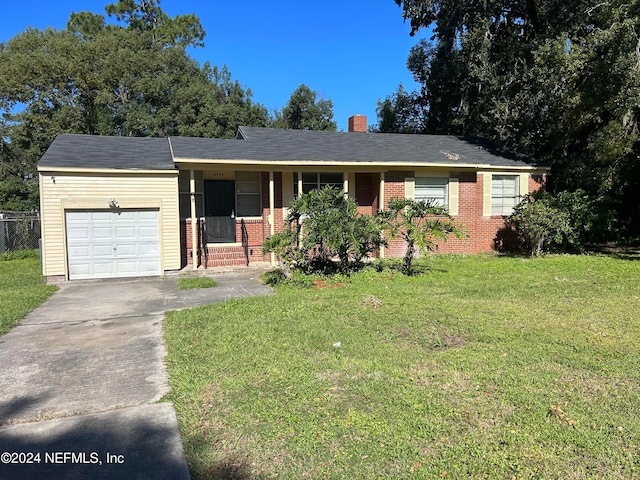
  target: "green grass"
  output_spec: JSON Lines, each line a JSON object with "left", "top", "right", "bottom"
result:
{"left": 164, "top": 255, "right": 640, "bottom": 479}
{"left": 0, "top": 251, "right": 58, "bottom": 335}
{"left": 178, "top": 276, "right": 220, "bottom": 290}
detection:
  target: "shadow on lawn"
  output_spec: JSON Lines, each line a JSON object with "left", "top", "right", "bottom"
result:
{"left": 186, "top": 432, "right": 268, "bottom": 480}
{"left": 587, "top": 244, "right": 640, "bottom": 261}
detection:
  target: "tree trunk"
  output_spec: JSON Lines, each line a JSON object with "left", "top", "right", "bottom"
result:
{"left": 403, "top": 242, "right": 415, "bottom": 275}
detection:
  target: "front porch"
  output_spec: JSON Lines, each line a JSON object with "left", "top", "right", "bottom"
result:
{"left": 178, "top": 167, "right": 383, "bottom": 269}
{"left": 181, "top": 217, "right": 267, "bottom": 268}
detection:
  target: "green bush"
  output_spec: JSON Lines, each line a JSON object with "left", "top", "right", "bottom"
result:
{"left": 263, "top": 187, "right": 384, "bottom": 275}
{"left": 510, "top": 190, "right": 618, "bottom": 255}
{"left": 510, "top": 193, "right": 572, "bottom": 256}
{"left": 381, "top": 198, "right": 466, "bottom": 274}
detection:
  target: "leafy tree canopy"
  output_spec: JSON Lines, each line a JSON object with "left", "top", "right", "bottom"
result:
{"left": 272, "top": 84, "right": 337, "bottom": 131}
{"left": 0, "top": 0, "right": 270, "bottom": 210}
{"left": 385, "top": 0, "right": 640, "bottom": 236}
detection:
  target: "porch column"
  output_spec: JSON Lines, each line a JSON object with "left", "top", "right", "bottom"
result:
{"left": 343, "top": 172, "right": 349, "bottom": 199}
{"left": 379, "top": 172, "right": 385, "bottom": 259}
{"left": 269, "top": 171, "right": 275, "bottom": 265}
{"left": 190, "top": 169, "right": 199, "bottom": 269}
{"left": 297, "top": 171, "right": 303, "bottom": 197}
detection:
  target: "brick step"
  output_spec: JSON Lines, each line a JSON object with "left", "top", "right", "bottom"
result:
{"left": 207, "top": 249, "right": 244, "bottom": 255}
{"left": 205, "top": 259, "right": 249, "bottom": 267}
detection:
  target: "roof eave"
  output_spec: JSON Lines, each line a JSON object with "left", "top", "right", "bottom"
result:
{"left": 172, "top": 157, "right": 548, "bottom": 171}
{"left": 37, "top": 166, "right": 178, "bottom": 174}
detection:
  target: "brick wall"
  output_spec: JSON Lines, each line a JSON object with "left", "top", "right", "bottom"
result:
{"left": 180, "top": 170, "right": 547, "bottom": 266}
{"left": 348, "top": 115, "right": 367, "bottom": 133}
{"left": 355, "top": 172, "right": 379, "bottom": 215}
{"left": 382, "top": 171, "right": 410, "bottom": 257}
{"left": 379, "top": 170, "right": 545, "bottom": 257}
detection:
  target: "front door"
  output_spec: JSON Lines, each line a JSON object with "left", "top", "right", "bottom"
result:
{"left": 204, "top": 180, "right": 236, "bottom": 243}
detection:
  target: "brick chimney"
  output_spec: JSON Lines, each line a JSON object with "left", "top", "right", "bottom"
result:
{"left": 348, "top": 115, "right": 367, "bottom": 133}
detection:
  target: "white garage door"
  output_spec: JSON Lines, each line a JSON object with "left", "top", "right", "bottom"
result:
{"left": 66, "top": 210, "right": 161, "bottom": 280}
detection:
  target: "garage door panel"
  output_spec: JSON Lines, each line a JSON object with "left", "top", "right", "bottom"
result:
{"left": 68, "top": 211, "right": 90, "bottom": 222}
{"left": 116, "top": 211, "right": 137, "bottom": 221}
{"left": 115, "top": 243, "right": 137, "bottom": 256}
{"left": 92, "top": 245, "right": 114, "bottom": 258}
{"left": 66, "top": 210, "right": 160, "bottom": 280}
{"left": 138, "top": 226, "right": 158, "bottom": 238}
{"left": 115, "top": 228, "right": 137, "bottom": 242}
{"left": 139, "top": 261, "right": 159, "bottom": 273}
{"left": 115, "top": 261, "right": 138, "bottom": 274}
{"left": 67, "top": 227, "right": 91, "bottom": 242}
{"left": 93, "top": 262, "right": 116, "bottom": 275}
{"left": 137, "top": 211, "right": 158, "bottom": 220}
{"left": 89, "top": 211, "right": 113, "bottom": 222}
{"left": 139, "top": 242, "right": 159, "bottom": 254}
{"left": 91, "top": 227, "right": 113, "bottom": 241}
{"left": 68, "top": 245, "right": 91, "bottom": 258}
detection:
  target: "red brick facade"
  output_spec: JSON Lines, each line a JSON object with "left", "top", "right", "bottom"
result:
{"left": 181, "top": 169, "right": 546, "bottom": 268}
{"left": 355, "top": 172, "right": 379, "bottom": 215}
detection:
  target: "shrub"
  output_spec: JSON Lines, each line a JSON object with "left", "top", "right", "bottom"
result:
{"left": 382, "top": 198, "right": 466, "bottom": 274}
{"left": 509, "top": 193, "right": 572, "bottom": 256}
{"left": 263, "top": 187, "right": 384, "bottom": 275}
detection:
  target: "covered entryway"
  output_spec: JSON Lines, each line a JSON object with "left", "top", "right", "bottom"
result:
{"left": 66, "top": 210, "right": 161, "bottom": 280}
{"left": 204, "top": 179, "right": 236, "bottom": 243}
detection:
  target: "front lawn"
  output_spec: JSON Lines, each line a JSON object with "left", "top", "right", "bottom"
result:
{"left": 164, "top": 255, "right": 640, "bottom": 479}
{"left": 0, "top": 251, "right": 58, "bottom": 335}
{"left": 178, "top": 276, "right": 220, "bottom": 290}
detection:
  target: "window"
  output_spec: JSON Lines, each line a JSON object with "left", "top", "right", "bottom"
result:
{"left": 235, "top": 172, "right": 261, "bottom": 217}
{"left": 491, "top": 175, "right": 520, "bottom": 215}
{"left": 293, "top": 172, "right": 343, "bottom": 197}
{"left": 415, "top": 177, "right": 448, "bottom": 207}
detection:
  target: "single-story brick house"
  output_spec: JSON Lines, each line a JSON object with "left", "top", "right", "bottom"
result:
{"left": 37, "top": 115, "right": 548, "bottom": 281}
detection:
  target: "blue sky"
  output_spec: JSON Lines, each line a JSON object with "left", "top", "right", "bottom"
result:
{"left": 1, "top": 0, "right": 429, "bottom": 131}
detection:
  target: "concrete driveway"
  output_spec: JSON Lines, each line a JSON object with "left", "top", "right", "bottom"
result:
{"left": 0, "top": 270, "right": 271, "bottom": 479}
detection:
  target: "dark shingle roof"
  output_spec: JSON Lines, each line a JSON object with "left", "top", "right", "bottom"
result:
{"left": 38, "top": 128, "right": 545, "bottom": 171}
{"left": 38, "top": 134, "right": 175, "bottom": 170}
{"left": 169, "top": 127, "right": 542, "bottom": 168}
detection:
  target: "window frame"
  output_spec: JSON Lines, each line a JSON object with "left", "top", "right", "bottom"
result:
{"left": 293, "top": 172, "right": 343, "bottom": 197}
{"left": 234, "top": 171, "right": 262, "bottom": 218}
{"left": 414, "top": 176, "right": 449, "bottom": 207}
{"left": 491, "top": 174, "right": 520, "bottom": 216}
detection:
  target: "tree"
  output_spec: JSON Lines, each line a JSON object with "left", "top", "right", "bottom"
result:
{"left": 382, "top": 198, "right": 465, "bottom": 274}
{"left": 390, "top": 0, "right": 640, "bottom": 237}
{"left": 104, "top": 0, "right": 205, "bottom": 48}
{"left": 272, "top": 85, "right": 337, "bottom": 131}
{"left": 263, "top": 187, "right": 384, "bottom": 275}
{"left": 375, "top": 84, "right": 426, "bottom": 133}
{"left": 0, "top": 0, "right": 270, "bottom": 209}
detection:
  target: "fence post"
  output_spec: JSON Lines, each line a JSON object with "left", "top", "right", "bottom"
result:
{"left": 0, "top": 214, "right": 6, "bottom": 255}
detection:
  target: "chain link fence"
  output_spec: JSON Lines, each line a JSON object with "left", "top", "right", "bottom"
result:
{"left": 0, "top": 212, "right": 41, "bottom": 254}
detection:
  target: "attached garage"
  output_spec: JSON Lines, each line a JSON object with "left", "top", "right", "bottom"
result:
{"left": 66, "top": 210, "right": 161, "bottom": 280}
{"left": 38, "top": 134, "right": 181, "bottom": 282}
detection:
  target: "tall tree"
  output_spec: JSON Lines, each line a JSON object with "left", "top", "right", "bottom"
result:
{"left": 273, "top": 84, "right": 337, "bottom": 131}
{"left": 389, "top": 0, "right": 640, "bottom": 236}
{"left": 0, "top": 0, "right": 270, "bottom": 209}
{"left": 375, "top": 84, "right": 426, "bottom": 133}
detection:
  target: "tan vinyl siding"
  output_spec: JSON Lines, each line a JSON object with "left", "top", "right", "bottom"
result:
{"left": 39, "top": 171, "right": 180, "bottom": 278}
